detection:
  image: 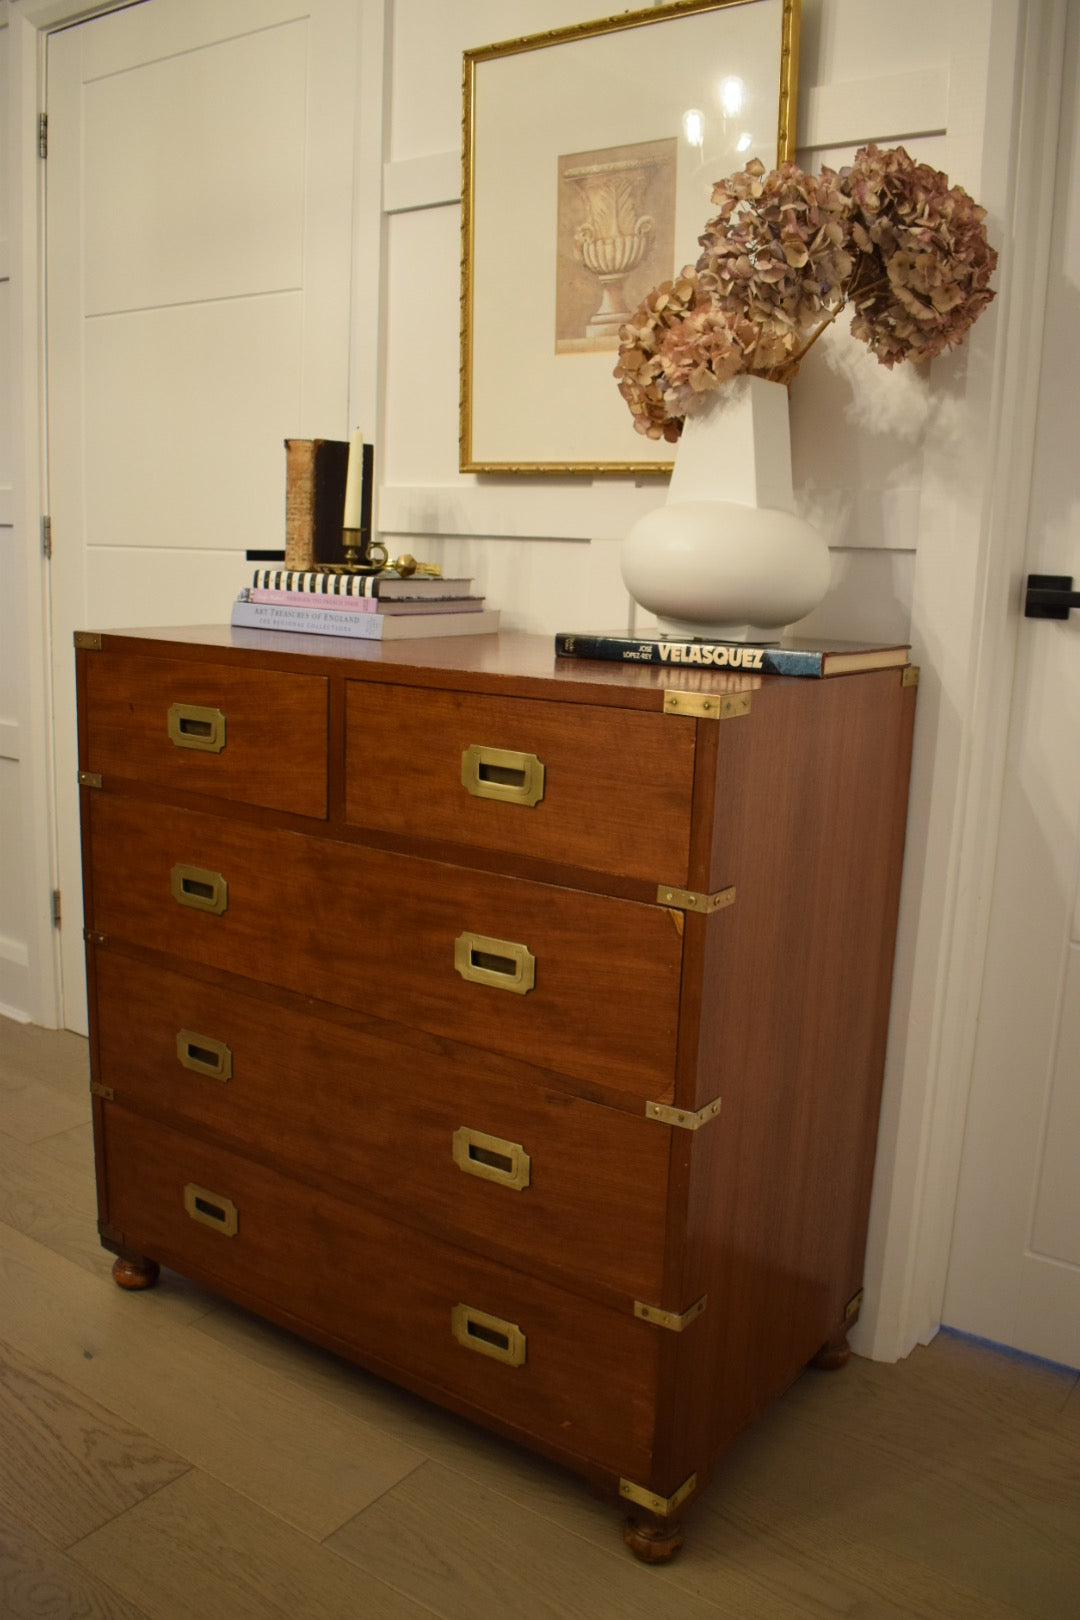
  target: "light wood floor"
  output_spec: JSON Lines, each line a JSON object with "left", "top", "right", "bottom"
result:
{"left": 1, "top": 1017, "right": 1078, "bottom": 1620}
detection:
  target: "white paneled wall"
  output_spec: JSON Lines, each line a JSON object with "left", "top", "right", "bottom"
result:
{"left": 376, "top": 0, "right": 955, "bottom": 648}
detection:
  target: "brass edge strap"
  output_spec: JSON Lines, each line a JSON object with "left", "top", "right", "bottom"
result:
{"left": 78, "top": 771, "right": 103, "bottom": 789}
{"left": 845, "top": 1287, "right": 865, "bottom": 1322}
{"left": 73, "top": 631, "right": 102, "bottom": 650}
{"left": 89, "top": 1082, "right": 114, "bottom": 1100}
{"left": 663, "top": 690, "right": 751, "bottom": 719}
{"left": 633, "top": 1295, "right": 707, "bottom": 1333}
{"left": 645, "top": 1097, "right": 722, "bottom": 1132}
{"left": 657, "top": 884, "right": 735, "bottom": 915}
{"left": 901, "top": 664, "right": 920, "bottom": 687}
{"left": 83, "top": 930, "right": 107, "bottom": 945}
{"left": 619, "top": 1473, "right": 698, "bottom": 1518}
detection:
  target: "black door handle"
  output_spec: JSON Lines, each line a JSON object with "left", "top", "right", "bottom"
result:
{"left": 1024, "top": 574, "right": 1080, "bottom": 619}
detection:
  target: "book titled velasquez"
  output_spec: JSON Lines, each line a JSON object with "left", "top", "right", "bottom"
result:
{"left": 554, "top": 632, "right": 910, "bottom": 678}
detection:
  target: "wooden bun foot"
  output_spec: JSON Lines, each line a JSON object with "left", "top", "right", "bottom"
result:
{"left": 811, "top": 1330, "right": 851, "bottom": 1370}
{"left": 623, "top": 1516, "right": 684, "bottom": 1563}
{"left": 112, "top": 1256, "right": 160, "bottom": 1291}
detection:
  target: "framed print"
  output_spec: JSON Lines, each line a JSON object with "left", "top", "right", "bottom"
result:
{"left": 460, "top": 0, "right": 800, "bottom": 476}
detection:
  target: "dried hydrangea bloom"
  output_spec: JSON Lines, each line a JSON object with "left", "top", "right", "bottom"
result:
{"left": 696, "top": 158, "right": 854, "bottom": 373}
{"left": 613, "top": 271, "right": 702, "bottom": 440}
{"left": 840, "top": 143, "right": 998, "bottom": 367}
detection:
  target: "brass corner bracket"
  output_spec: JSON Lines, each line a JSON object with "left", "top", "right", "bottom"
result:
{"left": 73, "top": 631, "right": 102, "bottom": 650}
{"left": 845, "top": 1287, "right": 865, "bottom": 1323}
{"left": 645, "top": 1097, "right": 722, "bottom": 1132}
{"left": 78, "top": 770, "right": 102, "bottom": 789}
{"left": 634, "top": 1295, "right": 707, "bottom": 1333}
{"left": 657, "top": 884, "right": 734, "bottom": 915}
{"left": 901, "top": 664, "right": 920, "bottom": 687}
{"left": 663, "top": 690, "right": 750, "bottom": 720}
{"left": 619, "top": 1473, "right": 698, "bottom": 1518}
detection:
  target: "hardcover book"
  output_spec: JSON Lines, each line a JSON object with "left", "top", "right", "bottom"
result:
{"left": 554, "top": 631, "right": 910, "bottom": 678}
{"left": 283, "top": 438, "right": 373, "bottom": 569}
{"left": 252, "top": 569, "right": 474, "bottom": 601}
{"left": 231, "top": 598, "right": 500, "bottom": 641}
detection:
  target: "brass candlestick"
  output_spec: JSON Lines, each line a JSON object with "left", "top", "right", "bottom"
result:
{"left": 315, "top": 541, "right": 443, "bottom": 579}
{"left": 315, "top": 528, "right": 389, "bottom": 576}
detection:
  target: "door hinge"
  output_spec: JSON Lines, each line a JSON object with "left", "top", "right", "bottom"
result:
{"left": 41, "top": 515, "right": 52, "bottom": 558}
{"left": 50, "top": 889, "right": 62, "bottom": 928}
{"left": 38, "top": 113, "right": 48, "bottom": 159}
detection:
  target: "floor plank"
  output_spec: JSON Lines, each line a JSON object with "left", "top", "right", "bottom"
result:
{"left": 328, "top": 1460, "right": 743, "bottom": 1620}
{"left": 0, "top": 1080, "right": 91, "bottom": 1145}
{"left": 70, "top": 1471, "right": 436, "bottom": 1620}
{"left": 0, "top": 1502, "right": 150, "bottom": 1620}
{"left": 0, "top": 1337, "right": 190, "bottom": 1548}
{"left": 696, "top": 1358, "right": 1080, "bottom": 1620}
{"left": 0, "top": 1130, "right": 111, "bottom": 1280}
{"left": 33, "top": 1120, "right": 96, "bottom": 1171}
{"left": 0, "top": 1022, "right": 90, "bottom": 1101}
{"left": 0, "top": 1220, "right": 425, "bottom": 1540}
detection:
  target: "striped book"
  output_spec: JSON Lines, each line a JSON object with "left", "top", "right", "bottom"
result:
{"left": 252, "top": 569, "right": 474, "bottom": 601}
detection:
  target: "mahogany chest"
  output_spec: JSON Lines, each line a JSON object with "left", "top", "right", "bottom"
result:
{"left": 75, "top": 625, "right": 915, "bottom": 1557}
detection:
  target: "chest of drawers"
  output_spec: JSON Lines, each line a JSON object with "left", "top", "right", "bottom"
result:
{"left": 76, "top": 625, "right": 916, "bottom": 1558}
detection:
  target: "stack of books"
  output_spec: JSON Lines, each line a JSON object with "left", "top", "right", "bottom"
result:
{"left": 231, "top": 569, "right": 500, "bottom": 642}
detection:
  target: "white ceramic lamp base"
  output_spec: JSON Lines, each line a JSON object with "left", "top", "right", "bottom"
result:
{"left": 620, "top": 375, "right": 830, "bottom": 642}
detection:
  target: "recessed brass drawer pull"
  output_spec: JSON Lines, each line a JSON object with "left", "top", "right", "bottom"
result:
{"left": 460, "top": 744, "right": 545, "bottom": 807}
{"left": 167, "top": 703, "right": 226, "bottom": 753}
{"left": 171, "top": 864, "right": 228, "bottom": 915}
{"left": 183, "top": 1183, "right": 238, "bottom": 1236}
{"left": 451, "top": 1303, "right": 526, "bottom": 1367}
{"left": 454, "top": 931, "right": 535, "bottom": 994}
{"left": 452, "top": 1126, "right": 531, "bottom": 1191}
{"left": 176, "top": 1030, "right": 232, "bottom": 1081}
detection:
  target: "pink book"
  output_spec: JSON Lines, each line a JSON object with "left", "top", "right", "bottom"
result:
{"left": 246, "top": 587, "right": 485, "bottom": 616}
{"left": 248, "top": 587, "right": 377, "bottom": 611}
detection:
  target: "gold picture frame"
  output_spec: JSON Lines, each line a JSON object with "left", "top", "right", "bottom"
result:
{"left": 460, "top": 0, "right": 799, "bottom": 477}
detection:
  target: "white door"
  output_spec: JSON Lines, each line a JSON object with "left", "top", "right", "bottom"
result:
{"left": 942, "top": 4, "right": 1080, "bottom": 1369}
{"left": 46, "top": 0, "right": 358, "bottom": 1033}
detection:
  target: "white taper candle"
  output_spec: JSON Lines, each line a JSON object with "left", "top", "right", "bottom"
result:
{"left": 343, "top": 429, "right": 364, "bottom": 529}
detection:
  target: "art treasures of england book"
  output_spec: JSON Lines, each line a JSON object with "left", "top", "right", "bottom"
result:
{"left": 231, "top": 597, "right": 499, "bottom": 641}
{"left": 252, "top": 568, "right": 474, "bottom": 600}
{"left": 554, "top": 631, "right": 910, "bottom": 678}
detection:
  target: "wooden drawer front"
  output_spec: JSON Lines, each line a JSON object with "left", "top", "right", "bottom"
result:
{"left": 88, "top": 796, "right": 683, "bottom": 1099}
{"left": 93, "top": 954, "right": 671, "bottom": 1300}
{"left": 84, "top": 652, "right": 328, "bottom": 818}
{"left": 102, "top": 1107, "right": 659, "bottom": 1480}
{"left": 344, "top": 682, "right": 695, "bottom": 883}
